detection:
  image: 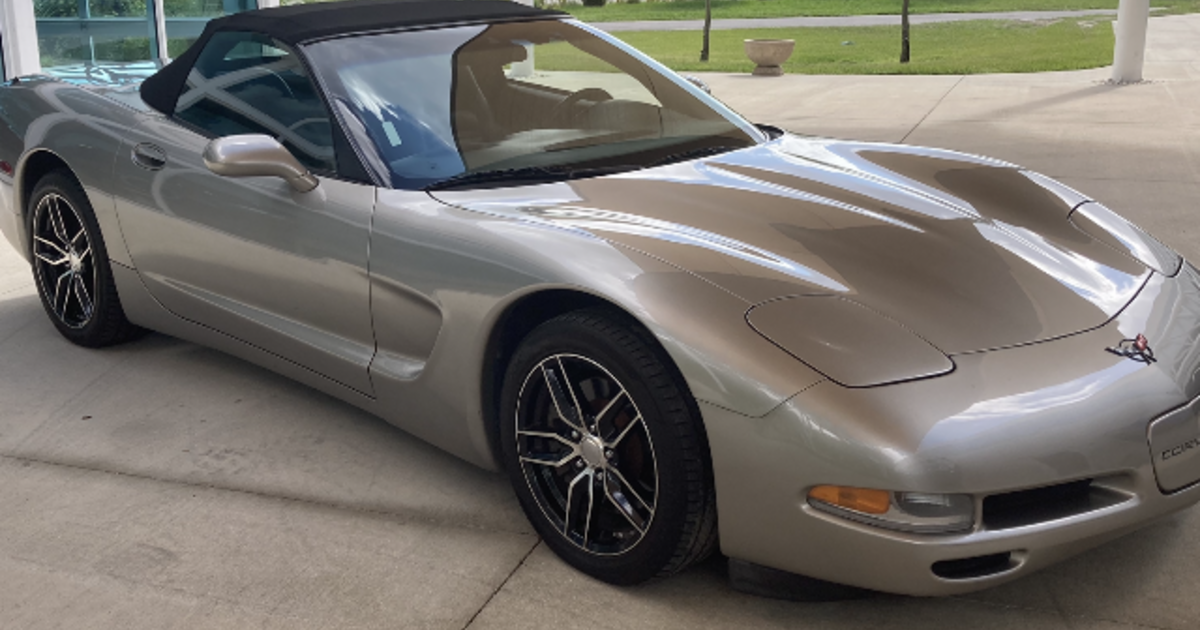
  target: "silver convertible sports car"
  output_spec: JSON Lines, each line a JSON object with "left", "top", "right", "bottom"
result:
{"left": 2, "top": 0, "right": 1199, "bottom": 597}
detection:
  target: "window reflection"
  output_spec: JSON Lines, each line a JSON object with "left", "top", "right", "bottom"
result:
{"left": 175, "top": 31, "right": 335, "bottom": 172}
{"left": 165, "top": 0, "right": 257, "bottom": 58}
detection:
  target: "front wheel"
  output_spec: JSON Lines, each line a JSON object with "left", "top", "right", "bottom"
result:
{"left": 499, "top": 308, "right": 717, "bottom": 584}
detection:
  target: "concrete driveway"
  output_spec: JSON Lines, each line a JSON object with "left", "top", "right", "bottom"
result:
{"left": 2, "top": 14, "right": 1199, "bottom": 630}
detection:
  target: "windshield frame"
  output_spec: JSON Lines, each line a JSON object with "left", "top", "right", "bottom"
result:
{"left": 301, "top": 18, "right": 768, "bottom": 190}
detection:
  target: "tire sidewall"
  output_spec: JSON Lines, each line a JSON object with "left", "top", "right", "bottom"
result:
{"left": 499, "top": 311, "right": 695, "bottom": 585}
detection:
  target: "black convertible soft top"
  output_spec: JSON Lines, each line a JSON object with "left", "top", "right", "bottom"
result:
{"left": 202, "top": 0, "right": 563, "bottom": 46}
{"left": 140, "top": 0, "right": 565, "bottom": 115}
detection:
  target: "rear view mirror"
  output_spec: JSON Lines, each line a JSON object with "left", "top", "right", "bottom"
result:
{"left": 203, "top": 134, "right": 319, "bottom": 193}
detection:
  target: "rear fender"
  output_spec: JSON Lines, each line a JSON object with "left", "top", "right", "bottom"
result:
{"left": 15, "top": 134, "right": 133, "bottom": 267}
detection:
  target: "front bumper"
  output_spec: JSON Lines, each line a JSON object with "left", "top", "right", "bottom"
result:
{"left": 703, "top": 264, "right": 1200, "bottom": 596}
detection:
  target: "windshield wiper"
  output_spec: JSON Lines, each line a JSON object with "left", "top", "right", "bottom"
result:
{"left": 649, "top": 145, "right": 744, "bottom": 168}
{"left": 425, "top": 164, "right": 636, "bottom": 191}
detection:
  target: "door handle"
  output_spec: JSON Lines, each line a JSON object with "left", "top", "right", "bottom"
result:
{"left": 131, "top": 143, "right": 167, "bottom": 170}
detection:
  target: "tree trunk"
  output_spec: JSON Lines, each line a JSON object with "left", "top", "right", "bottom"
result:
{"left": 900, "top": 0, "right": 911, "bottom": 63}
{"left": 701, "top": 0, "right": 712, "bottom": 62}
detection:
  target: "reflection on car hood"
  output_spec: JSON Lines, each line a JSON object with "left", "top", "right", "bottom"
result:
{"left": 432, "top": 135, "right": 1152, "bottom": 355}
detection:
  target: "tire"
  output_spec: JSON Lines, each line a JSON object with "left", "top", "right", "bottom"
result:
{"left": 499, "top": 308, "right": 718, "bottom": 585}
{"left": 27, "top": 171, "right": 143, "bottom": 347}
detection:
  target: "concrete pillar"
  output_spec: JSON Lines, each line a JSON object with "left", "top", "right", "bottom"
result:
{"left": 510, "top": 44, "right": 535, "bottom": 78}
{"left": 0, "top": 0, "right": 42, "bottom": 80}
{"left": 150, "top": 0, "right": 169, "bottom": 63}
{"left": 1112, "top": 0, "right": 1151, "bottom": 83}
{"left": 507, "top": 0, "right": 535, "bottom": 77}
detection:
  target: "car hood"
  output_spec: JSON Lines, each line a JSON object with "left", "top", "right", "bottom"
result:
{"left": 432, "top": 135, "right": 1153, "bottom": 355}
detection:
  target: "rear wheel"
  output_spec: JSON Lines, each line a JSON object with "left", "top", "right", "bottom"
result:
{"left": 28, "top": 171, "right": 142, "bottom": 347}
{"left": 500, "top": 308, "right": 717, "bottom": 584}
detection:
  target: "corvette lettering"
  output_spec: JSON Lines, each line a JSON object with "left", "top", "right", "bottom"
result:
{"left": 1162, "top": 437, "right": 1200, "bottom": 461}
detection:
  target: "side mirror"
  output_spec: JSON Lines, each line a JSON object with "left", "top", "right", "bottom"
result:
{"left": 202, "top": 134, "right": 319, "bottom": 193}
{"left": 683, "top": 75, "right": 712, "bottom": 95}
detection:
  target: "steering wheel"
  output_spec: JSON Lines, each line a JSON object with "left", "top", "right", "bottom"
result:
{"left": 550, "top": 88, "right": 614, "bottom": 126}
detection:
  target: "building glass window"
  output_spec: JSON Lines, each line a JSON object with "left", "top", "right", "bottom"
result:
{"left": 33, "top": 0, "right": 257, "bottom": 69}
{"left": 165, "top": 0, "right": 255, "bottom": 58}
{"left": 34, "top": 0, "right": 156, "bottom": 67}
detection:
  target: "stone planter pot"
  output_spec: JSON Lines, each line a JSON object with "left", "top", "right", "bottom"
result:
{"left": 744, "top": 39, "right": 795, "bottom": 77}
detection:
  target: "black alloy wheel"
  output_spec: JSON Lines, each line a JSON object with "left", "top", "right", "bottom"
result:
{"left": 31, "top": 189, "right": 96, "bottom": 330}
{"left": 29, "top": 171, "right": 142, "bottom": 347}
{"left": 515, "top": 352, "right": 659, "bottom": 555}
{"left": 500, "top": 308, "right": 718, "bottom": 585}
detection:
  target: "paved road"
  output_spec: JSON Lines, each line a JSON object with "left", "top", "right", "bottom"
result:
{"left": 2, "top": 12, "right": 1200, "bottom": 630}
{"left": 595, "top": 9, "right": 1120, "bottom": 32}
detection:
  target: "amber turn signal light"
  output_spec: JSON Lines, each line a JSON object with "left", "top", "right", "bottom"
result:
{"left": 808, "top": 485, "right": 891, "bottom": 515}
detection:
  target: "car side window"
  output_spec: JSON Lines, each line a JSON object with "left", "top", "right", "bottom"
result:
{"left": 174, "top": 31, "right": 336, "bottom": 173}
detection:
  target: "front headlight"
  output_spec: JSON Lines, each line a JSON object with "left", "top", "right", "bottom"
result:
{"left": 808, "top": 485, "right": 975, "bottom": 534}
{"left": 746, "top": 296, "right": 953, "bottom": 387}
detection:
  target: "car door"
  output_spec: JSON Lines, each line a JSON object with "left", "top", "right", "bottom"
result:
{"left": 113, "top": 31, "right": 377, "bottom": 395}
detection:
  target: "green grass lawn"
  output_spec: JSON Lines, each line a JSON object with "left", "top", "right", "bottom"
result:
{"left": 561, "top": 0, "right": 1200, "bottom": 22}
{"left": 537, "top": 18, "right": 1116, "bottom": 74}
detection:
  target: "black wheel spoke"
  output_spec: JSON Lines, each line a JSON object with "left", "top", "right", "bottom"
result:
{"left": 34, "top": 236, "right": 68, "bottom": 261}
{"left": 49, "top": 197, "right": 71, "bottom": 244}
{"left": 73, "top": 274, "right": 94, "bottom": 320}
{"left": 519, "top": 453, "right": 576, "bottom": 468}
{"left": 70, "top": 227, "right": 87, "bottom": 249}
{"left": 607, "top": 413, "right": 643, "bottom": 449}
{"left": 517, "top": 429, "right": 576, "bottom": 449}
{"left": 604, "top": 475, "right": 648, "bottom": 534}
{"left": 583, "top": 475, "right": 597, "bottom": 547}
{"left": 34, "top": 250, "right": 69, "bottom": 267}
{"left": 606, "top": 466, "right": 652, "bottom": 517}
{"left": 517, "top": 427, "right": 579, "bottom": 467}
{"left": 554, "top": 356, "right": 590, "bottom": 431}
{"left": 593, "top": 389, "right": 631, "bottom": 442}
{"left": 53, "top": 271, "right": 72, "bottom": 318}
{"left": 541, "top": 361, "right": 587, "bottom": 434}
{"left": 562, "top": 469, "right": 590, "bottom": 537}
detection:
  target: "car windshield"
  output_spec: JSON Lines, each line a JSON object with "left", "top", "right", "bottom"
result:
{"left": 303, "top": 19, "right": 763, "bottom": 190}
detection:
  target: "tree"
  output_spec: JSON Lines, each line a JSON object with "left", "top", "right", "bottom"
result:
{"left": 700, "top": 0, "right": 712, "bottom": 62}
{"left": 900, "top": 0, "right": 911, "bottom": 63}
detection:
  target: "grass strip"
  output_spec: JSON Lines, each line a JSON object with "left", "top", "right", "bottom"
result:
{"left": 561, "top": 0, "right": 1200, "bottom": 23}
{"left": 537, "top": 18, "right": 1116, "bottom": 74}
